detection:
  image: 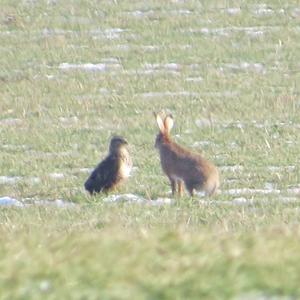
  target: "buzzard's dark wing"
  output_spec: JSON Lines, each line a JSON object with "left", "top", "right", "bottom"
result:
{"left": 85, "top": 155, "right": 119, "bottom": 194}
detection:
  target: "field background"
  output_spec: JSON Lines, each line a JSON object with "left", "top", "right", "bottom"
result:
{"left": 1, "top": 0, "right": 300, "bottom": 298}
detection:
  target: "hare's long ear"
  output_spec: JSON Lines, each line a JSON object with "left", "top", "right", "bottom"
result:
{"left": 164, "top": 115, "right": 174, "bottom": 133}
{"left": 154, "top": 112, "right": 165, "bottom": 133}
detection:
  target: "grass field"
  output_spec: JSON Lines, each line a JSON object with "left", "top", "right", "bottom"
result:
{"left": 1, "top": 0, "right": 300, "bottom": 298}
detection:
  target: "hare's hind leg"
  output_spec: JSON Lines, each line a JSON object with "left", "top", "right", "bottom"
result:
{"left": 204, "top": 178, "right": 219, "bottom": 196}
{"left": 205, "top": 183, "right": 218, "bottom": 196}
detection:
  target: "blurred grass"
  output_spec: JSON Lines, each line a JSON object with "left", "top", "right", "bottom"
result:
{"left": 1, "top": 204, "right": 300, "bottom": 299}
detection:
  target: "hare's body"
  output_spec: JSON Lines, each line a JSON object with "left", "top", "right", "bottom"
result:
{"left": 158, "top": 141, "right": 219, "bottom": 196}
{"left": 154, "top": 113, "right": 219, "bottom": 197}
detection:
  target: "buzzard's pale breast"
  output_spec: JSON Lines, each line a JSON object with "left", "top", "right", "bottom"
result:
{"left": 119, "top": 148, "right": 132, "bottom": 179}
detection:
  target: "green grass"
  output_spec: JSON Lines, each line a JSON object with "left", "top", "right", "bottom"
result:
{"left": 1, "top": 0, "right": 300, "bottom": 298}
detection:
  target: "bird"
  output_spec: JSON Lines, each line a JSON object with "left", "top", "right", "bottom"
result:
{"left": 84, "top": 136, "right": 132, "bottom": 195}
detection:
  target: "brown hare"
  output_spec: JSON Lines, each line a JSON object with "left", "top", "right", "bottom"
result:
{"left": 154, "top": 112, "right": 219, "bottom": 197}
{"left": 85, "top": 136, "right": 132, "bottom": 194}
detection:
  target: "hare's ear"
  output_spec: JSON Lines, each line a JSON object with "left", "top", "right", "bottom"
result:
{"left": 154, "top": 112, "right": 165, "bottom": 133}
{"left": 164, "top": 115, "right": 174, "bottom": 133}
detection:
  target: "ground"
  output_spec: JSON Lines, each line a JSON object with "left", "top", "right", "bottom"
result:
{"left": 1, "top": 0, "right": 300, "bottom": 299}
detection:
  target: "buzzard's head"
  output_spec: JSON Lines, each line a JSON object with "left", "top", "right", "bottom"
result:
{"left": 109, "top": 136, "right": 128, "bottom": 153}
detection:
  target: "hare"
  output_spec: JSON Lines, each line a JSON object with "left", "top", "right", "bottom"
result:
{"left": 84, "top": 136, "right": 132, "bottom": 194}
{"left": 154, "top": 112, "right": 219, "bottom": 197}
